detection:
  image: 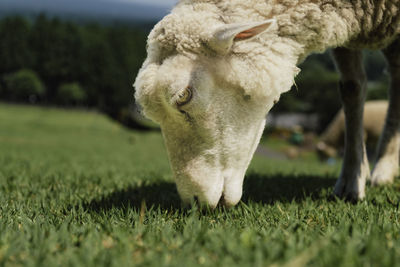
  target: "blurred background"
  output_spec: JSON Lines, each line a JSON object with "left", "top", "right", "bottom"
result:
{"left": 0, "top": 0, "right": 390, "bottom": 161}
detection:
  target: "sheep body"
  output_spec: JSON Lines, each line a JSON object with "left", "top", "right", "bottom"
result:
{"left": 318, "top": 100, "right": 388, "bottom": 158}
{"left": 141, "top": 0, "right": 400, "bottom": 116}
{"left": 153, "top": 1, "right": 400, "bottom": 54}
{"left": 135, "top": 0, "right": 400, "bottom": 206}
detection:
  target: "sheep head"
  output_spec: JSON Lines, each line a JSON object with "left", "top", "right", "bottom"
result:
{"left": 135, "top": 10, "right": 298, "bottom": 207}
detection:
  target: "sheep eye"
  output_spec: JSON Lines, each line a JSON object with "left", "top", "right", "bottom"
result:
{"left": 176, "top": 86, "right": 193, "bottom": 107}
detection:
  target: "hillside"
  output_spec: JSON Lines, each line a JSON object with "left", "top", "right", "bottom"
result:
{"left": 1, "top": 103, "right": 400, "bottom": 266}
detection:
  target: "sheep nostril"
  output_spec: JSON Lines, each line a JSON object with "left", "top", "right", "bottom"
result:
{"left": 193, "top": 196, "right": 199, "bottom": 204}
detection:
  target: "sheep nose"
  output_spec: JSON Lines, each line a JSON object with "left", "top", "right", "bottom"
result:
{"left": 176, "top": 174, "right": 224, "bottom": 208}
{"left": 196, "top": 193, "right": 222, "bottom": 209}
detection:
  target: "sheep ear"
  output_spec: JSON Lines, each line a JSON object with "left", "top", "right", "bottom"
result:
{"left": 209, "top": 19, "right": 277, "bottom": 54}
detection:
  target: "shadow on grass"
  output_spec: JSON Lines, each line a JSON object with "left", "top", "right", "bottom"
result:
{"left": 242, "top": 173, "right": 336, "bottom": 204}
{"left": 84, "top": 181, "right": 183, "bottom": 212}
{"left": 84, "top": 173, "right": 337, "bottom": 213}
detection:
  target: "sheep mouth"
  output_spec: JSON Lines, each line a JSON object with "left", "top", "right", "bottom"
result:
{"left": 189, "top": 193, "right": 230, "bottom": 209}
{"left": 218, "top": 194, "right": 230, "bottom": 207}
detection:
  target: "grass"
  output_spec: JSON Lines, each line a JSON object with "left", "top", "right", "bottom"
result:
{"left": 0, "top": 103, "right": 400, "bottom": 267}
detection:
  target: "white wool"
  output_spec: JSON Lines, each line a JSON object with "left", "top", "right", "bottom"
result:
{"left": 134, "top": 0, "right": 400, "bottom": 207}
{"left": 139, "top": 0, "right": 400, "bottom": 108}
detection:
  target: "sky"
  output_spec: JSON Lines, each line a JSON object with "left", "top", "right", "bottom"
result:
{"left": 115, "top": 0, "right": 178, "bottom": 7}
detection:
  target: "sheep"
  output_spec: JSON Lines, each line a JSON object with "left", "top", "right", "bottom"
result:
{"left": 317, "top": 100, "right": 388, "bottom": 159}
{"left": 134, "top": 0, "right": 400, "bottom": 207}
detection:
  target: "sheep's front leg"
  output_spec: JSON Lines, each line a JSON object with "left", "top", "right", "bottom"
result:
{"left": 371, "top": 39, "right": 400, "bottom": 185}
{"left": 331, "top": 48, "right": 370, "bottom": 200}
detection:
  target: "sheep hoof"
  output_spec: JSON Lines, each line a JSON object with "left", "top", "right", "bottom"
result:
{"left": 333, "top": 174, "right": 366, "bottom": 201}
{"left": 371, "top": 160, "right": 397, "bottom": 186}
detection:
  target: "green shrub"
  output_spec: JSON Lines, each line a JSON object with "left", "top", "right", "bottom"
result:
{"left": 367, "top": 80, "right": 388, "bottom": 100}
{"left": 3, "top": 69, "right": 45, "bottom": 102}
{"left": 0, "top": 81, "right": 4, "bottom": 98}
{"left": 56, "top": 82, "right": 87, "bottom": 105}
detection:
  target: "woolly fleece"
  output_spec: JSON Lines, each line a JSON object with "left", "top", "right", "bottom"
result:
{"left": 135, "top": 0, "right": 400, "bottom": 206}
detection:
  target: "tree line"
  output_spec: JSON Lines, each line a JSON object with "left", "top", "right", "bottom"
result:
{"left": 273, "top": 49, "right": 388, "bottom": 131}
{"left": 0, "top": 15, "right": 389, "bottom": 131}
{"left": 0, "top": 15, "right": 148, "bottom": 127}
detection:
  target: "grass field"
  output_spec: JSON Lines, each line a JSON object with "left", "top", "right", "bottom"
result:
{"left": 1, "top": 103, "right": 400, "bottom": 267}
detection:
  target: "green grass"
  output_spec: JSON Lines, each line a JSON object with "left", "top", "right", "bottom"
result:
{"left": 1, "top": 103, "right": 400, "bottom": 267}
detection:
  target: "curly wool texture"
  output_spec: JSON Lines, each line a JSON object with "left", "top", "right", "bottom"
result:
{"left": 150, "top": 0, "right": 400, "bottom": 55}
{"left": 140, "top": 0, "right": 400, "bottom": 106}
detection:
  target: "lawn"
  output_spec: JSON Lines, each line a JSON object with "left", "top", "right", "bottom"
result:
{"left": 0, "top": 103, "right": 399, "bottom": 267}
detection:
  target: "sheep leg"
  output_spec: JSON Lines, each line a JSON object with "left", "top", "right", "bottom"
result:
{"left": 371, "top": 39, "right": 400, "bottom": 185}
{"left": 331, "top": 48, "right": 370, "bottom": 200}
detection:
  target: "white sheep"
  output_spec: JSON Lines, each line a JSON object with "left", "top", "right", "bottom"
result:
{"left": 317, "top": 100, "right": 388, "bottom": 159}
{"left": 135, "top": 0, "right": 400, "bottom": 207}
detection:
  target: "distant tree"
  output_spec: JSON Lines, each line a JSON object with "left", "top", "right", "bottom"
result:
{"left": 0, "top": 14, "right": 391, "bottom": 130}
{"left": 79, "top": 24, "right": 147, "bottom": 116}
{"left": 103, "top": 26, "right": 147, "bottom": 115}
{"left": 273, "top": 56, "right": 341, "bottom": 132}
{"left": 364, "top": 50, "right": 387, "bottom": 81}
{"left": 0, "top": 17, "right": 33, "bottom": 73}
{"left": 0, "top": 80, "right": 4, "bottom": 99}
{"left": 56, "top": 83, "right": 87, "bottom": 106}
{"left": 367, "top": 80, "right": 388, "bottom": 100}
{"left": 364, "top": 51, "right": 389, "bottom": 101}
{"left": 78, "top": 23, "right": 118, "bottom": 109}
{"left": 273, "top": 50, "right": 389, "bottom": 131}
{"left": 3, "top": 69, "right": 45, "bottom": 103}
{"left": 30, "top": 14, "right": 84, "bottom": 100}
